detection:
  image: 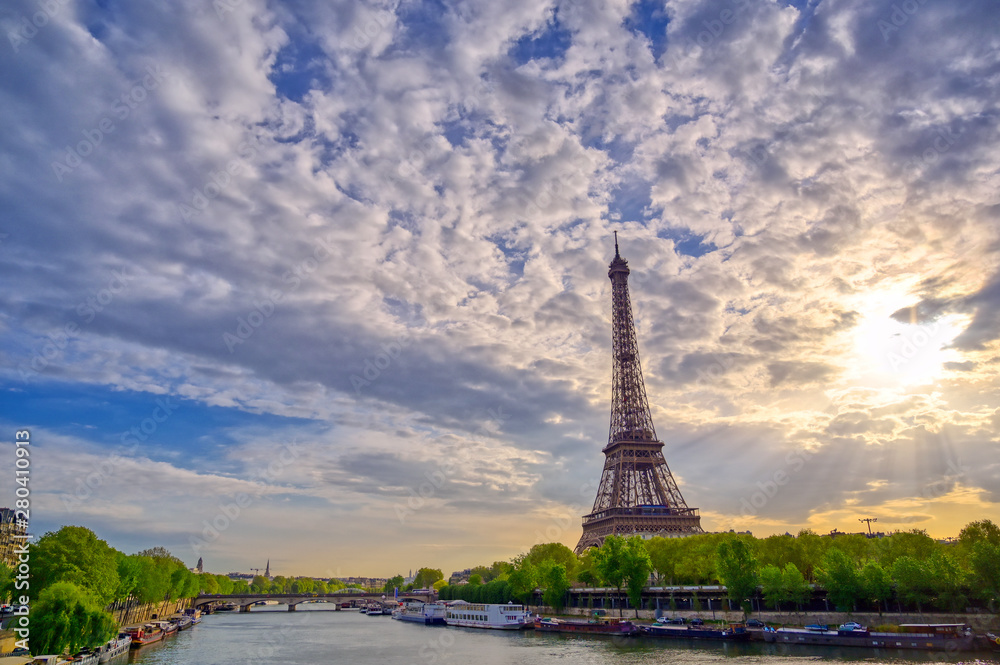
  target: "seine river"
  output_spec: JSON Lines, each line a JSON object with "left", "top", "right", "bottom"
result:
{"left": 124, "top": 606, "right": 1000, "bottom": 665}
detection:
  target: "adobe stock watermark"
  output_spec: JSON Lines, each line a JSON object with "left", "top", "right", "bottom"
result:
{"left": 394, "top": 407, "right": 508, "bottom": 523}
{"left": 189, "top": 440, "right": 301, "bottom": 556}
{"left": 51, "top": 66, "right": 170, "bottom": 182}
{"left": 61, "top": 397, "right": 180, "bottom": 512}
{"left": 901, "top": 127, "right": 959, "bottom": 174}
{"left": 884, "top": 316, "right": 955, "bottom": 373}
{"left": 223, "top": 233, "right": 336, "bottom": 352}
{"left": 350, "top": 332, "right": 413, "bottom": 395}
{"left": 877, "top": 0, "right": 929, "bottom": 43}
{"left": 18, "top": 265, "right": 135, "bottom": 381}
{"left": 7, "top": 0, "right": 71, "bottom": 53}
{"left": 738, "top": 449, "right": 808, "bottom": 517}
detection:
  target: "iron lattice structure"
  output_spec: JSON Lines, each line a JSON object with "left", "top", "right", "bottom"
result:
{"left": 575, "top": 236, "right": 702, "bottom": 553}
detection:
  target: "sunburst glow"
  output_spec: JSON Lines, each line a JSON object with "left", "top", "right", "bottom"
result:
{"left": 848, "top": 294, "right": 967, "bottom": 388}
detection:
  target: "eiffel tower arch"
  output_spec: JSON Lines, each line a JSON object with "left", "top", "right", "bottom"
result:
{"left": 575, "top": 235, "right": 703, "bottom": 554}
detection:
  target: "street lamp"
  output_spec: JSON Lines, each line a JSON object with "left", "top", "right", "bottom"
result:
{"left": 858, "top": 517, "right": 877, "bottom": 537}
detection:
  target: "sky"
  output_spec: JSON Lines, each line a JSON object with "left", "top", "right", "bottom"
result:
{"left": 1, "top": 0, "right": 998, "bottom": 580}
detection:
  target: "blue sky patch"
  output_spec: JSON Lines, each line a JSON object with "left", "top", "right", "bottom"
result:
{"left": 1, "top": 380, "right": 313, "bottom": 467}
{"left": 269, "top": 36, "right": 332, "bottom": 103}
{"left": 509, "top": 15, "right": 573, "bottom": 66}
{"left": 624, "top": 0, "right": 671, "bottom": 60}
{"left": 657, "top": 227, "right": 717, "bottom": 257}
{"left": 607, "top": 179, "right": 654, "bottom": 223}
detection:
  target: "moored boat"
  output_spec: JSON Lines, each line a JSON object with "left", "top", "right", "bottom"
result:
{"left": 151, "top": 620, "right": 179, "bottom": 636}
{"left": 127, "top": 623, "right": 165, "bottom": 647}
{"left": 183, "top": 608, "right": 203, "bottom": 625}
{"left": 392, "top": 601, "right": 446, "bottom": 625}
{"left": 95, "top": 633, "right": 132, "bottom": 662}
{"left": 365, "top": 603, "right": 390, "bottom": 616}
{"left": 645, "top": 621, "right": 750, "bottom": 641}
{"left": 170, "top": 614, "right": 193, "bottom": 631}
{"left": 445, "top": 602, "right": 531, "bottom": 630}
{"left": 535, "top": 612, "right": 638, "bottom": 635}
{"left": 30, "top": 656, "right": 72, "bottom": 665}
{"left": 69, "top": 651, "right": 98, "bottom": 665}
{"left": 772, "top": 623, "right": 975, "bottom": 651}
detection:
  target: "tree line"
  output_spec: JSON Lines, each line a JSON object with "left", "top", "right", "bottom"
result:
{"left": 435, "top": 520, "right": 1000, "bottom": 616}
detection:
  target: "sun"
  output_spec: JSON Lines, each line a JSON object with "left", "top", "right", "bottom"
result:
{"left": 846, "top": 291, "right": 967, "bottom": 389}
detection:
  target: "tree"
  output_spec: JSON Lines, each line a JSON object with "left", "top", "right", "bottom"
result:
{"left": 508, "top": 561, "right": 538, "bottom": 606}
{"left": 646, "top": 537, "right": 681, "bottom": 585}
{"left": 594, "top": 535, "right": 628, "bottom": 616}
{"left": 0, "top": 563, "right": 12, "bottom": 602}
{"left": 716, "top": 537, "right": 759, "bottom": 615}
{"left": 817, "top": 548, "right": 861, "bottom": 612}
{"left": 199, "top": 573, "right": 220, "bottom": 595}
{"left": 30, "top": 526, "right": 122, "bottom": 606}
{"left": 791, "top": 530, "right": 828, "bottom": 582}
{"left": 929, "top": 551, "right": 966, "bottom": 612}
{"left": 959, "top": 520, "right": 1000, "bottom": 567}
{"left": 413, "top": 568, "right": 443, "bottom": 589}
{"left": 539, "top": 562, "right": 571, "bottom": 613}
{"left": 251, "top": 576, "right": 270, "bottom": 593}
{"left": 523, "top": 543, "right": 578, "bottom": 578}
{"left": 875, "top": 530, "right": 937, "bottom": 567}
{"left": 621, "top": 537, "right": 652, "bottom": 618}
{"left": 170, "top": 566, "right": 199, "bottom": 599}
{"left": 383, "top": 575, "right": 404, "bottom": 594}
{"left": 970, "top": 541, "right": 1000, "bottom": 607}
{"left": 782, "top": 563, "right": 811, "bottom": 611}
{"left": 575, "top": 548, "right": 601, "bottom": 586}
{"left": 892, "top": 556, "right": 933, "bottom": 612}
{"left": 432, "top": 579, "right": 448, "bottom": 592}
{"left": 468, "top": 574, "right": 483, "bottom": 586}
{"left": 760, "top": 564, "right": 784, "bottom": 611}
{"left": 860, "top": 560, "right": 891, "bottom": 615}
{"left": 30, "top": 582, "right": 116, "bottom": 656}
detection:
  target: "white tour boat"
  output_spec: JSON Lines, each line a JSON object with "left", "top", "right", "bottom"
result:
{"left": 444, "top": 602, "right": 530, "bottom": 630}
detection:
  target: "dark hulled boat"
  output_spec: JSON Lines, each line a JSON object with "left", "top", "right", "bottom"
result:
{"left": 644, "top": 621, "right": 751, "bottom": 641}
{"left": 534, "top": 614, "right": 638, "bottom": 635}
{"left": 768, "top": 623, "right": 975, "bottom": 651}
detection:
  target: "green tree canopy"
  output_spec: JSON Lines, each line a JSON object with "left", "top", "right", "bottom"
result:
{"left": 817, "top": 548, "right": 861, "bottom": 612}
{"left": 860, "top": 560, "right": 891, "bottom": 614}
{"left": 31, "top": 526, "right": 121, "bottom": 607}
{"left": 970, "top": 541, "right": 1000, "bottom": 606}
{"left": 523, "top": 543, "right": 578, "bottom": 577}
{"left": 646, "top": 537, "right": 681, "bottom": 585}
{"left": 760, "top": 564, "right": 784, "bottom": 610}
{"left": 413, "top": 568, "right": 444, "bottom": 589}
{"left": 716, "top": 536, "right": 759, "bottom": 615}
{"left": 782, "top": 563, "right": 811, "bottom": 610}
{"left": 621, "top": 537, "right": 652, "bottom": 618}
{"left": 892, "top": 556, "right": 933, "bottom": 612}
{"left": 383, "top": 575, "right": 404, "bottom": 594}
{"left": 31, "top": 581, "right": 116, "bottom": 656}
{"left": 594, "top": 535, "right": 628, "bottom": 614}
{"left": 539, "top": 562, "right": 571, "bottom": 612}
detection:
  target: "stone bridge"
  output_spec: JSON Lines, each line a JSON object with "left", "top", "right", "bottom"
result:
{"left": 194, "top": 592, "right": 435, "bottom": 612}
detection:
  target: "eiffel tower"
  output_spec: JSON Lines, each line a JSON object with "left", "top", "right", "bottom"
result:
{"left": 575, "top": 234, "right": 702, "bottom": 553}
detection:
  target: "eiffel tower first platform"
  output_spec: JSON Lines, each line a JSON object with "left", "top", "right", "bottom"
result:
{"left": 575, "top": 235, "right": 703, "bottom": 553}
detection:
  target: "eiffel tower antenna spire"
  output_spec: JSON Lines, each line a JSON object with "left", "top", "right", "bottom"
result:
{"left": 575, "top": 237, "right": 702, "bottom": 553}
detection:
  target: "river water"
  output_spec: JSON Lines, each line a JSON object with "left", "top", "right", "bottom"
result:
{"left": 124, "top": 606, "right": 1000, "bottom": 665}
